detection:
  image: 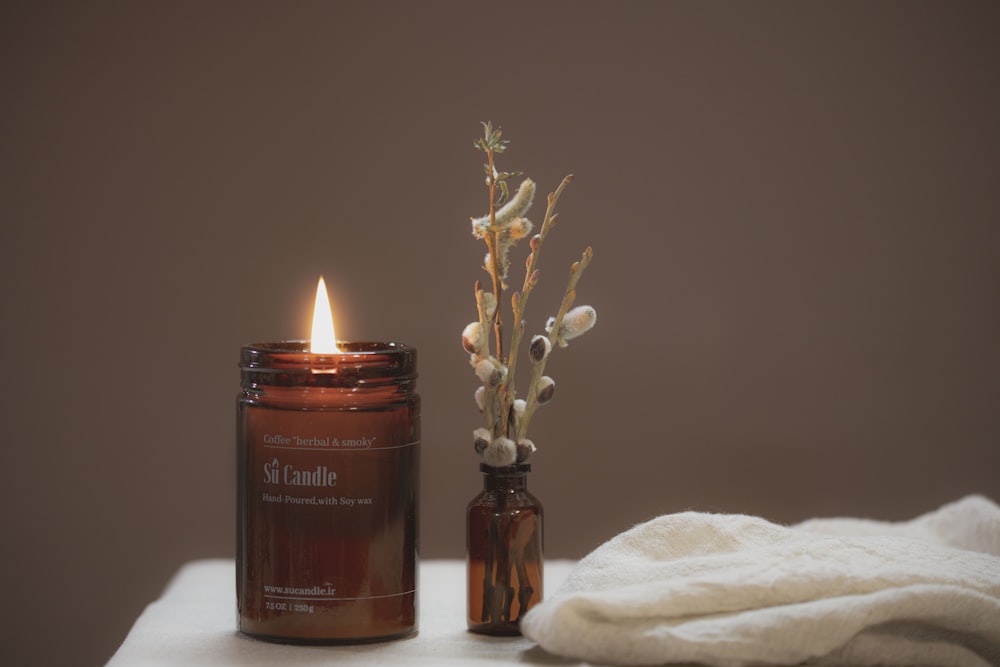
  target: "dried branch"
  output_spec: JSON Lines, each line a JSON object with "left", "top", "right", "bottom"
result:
{"left": 467, "top": 124, "right": 596, "bottom": 465}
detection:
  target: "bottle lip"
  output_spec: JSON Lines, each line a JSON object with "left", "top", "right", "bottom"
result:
{"left": 480, "top": 462, "right": 531, "bottom": 474}
{"left": 240, "top": 341, "right": 417, "bottom": 387}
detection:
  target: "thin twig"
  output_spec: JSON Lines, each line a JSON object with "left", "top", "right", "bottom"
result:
{"left": 503, "top": 175, "right": 574, "bottom": 434}
{"left": 516, "top": 246, "right": 593, "bottom": 440}
{"left": 474, "top": 282, "right": 498, "bottom": 432}
{"left": 485, "top": 148, "right": 505, "bottom": 360}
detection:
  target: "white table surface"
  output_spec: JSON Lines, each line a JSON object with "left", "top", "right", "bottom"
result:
{"left": 109, "top": 558, "right": 588, "bottom": 666}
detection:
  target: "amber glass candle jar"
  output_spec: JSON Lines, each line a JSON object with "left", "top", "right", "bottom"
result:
{"left": 467, "top": 463, "right": 543, "bottom": 635}
{"left": 237, "top": 341, "right": 419, "bottom": 643}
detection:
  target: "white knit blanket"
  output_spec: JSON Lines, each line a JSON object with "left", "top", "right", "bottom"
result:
{"left": 521, "top": 495, "right": 1000, "bottom": 667}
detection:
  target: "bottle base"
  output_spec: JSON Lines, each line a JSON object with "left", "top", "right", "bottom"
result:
{"left": 467, "top": 622, "right": 523, "bottom": 637}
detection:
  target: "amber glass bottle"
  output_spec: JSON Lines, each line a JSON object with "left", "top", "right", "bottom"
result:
{"left": 237, "top": 341, "right": 419, "bottom": 643}
{"left": 467, "top": 463, "right": 543, "bottom": 635}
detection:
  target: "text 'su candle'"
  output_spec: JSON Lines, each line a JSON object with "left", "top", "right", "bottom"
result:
{"left": 237, "top": 278, "right": 419, "bottom": 643}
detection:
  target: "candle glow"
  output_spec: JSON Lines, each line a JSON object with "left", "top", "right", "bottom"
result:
{"left": 310, "top": 277, "right": 341, "bottom": 353}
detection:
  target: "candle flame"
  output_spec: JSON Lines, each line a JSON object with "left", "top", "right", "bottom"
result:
{"left": 310, "top": 277, "right": 341, "bottom": 353}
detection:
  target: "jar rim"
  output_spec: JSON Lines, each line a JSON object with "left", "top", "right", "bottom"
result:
{"left": 240, "top": 341, "right": 417, "bottom": 388}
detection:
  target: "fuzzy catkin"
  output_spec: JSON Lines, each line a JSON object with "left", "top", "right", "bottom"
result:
{"left": 548, "top": 305, "right": 597, "bottom": 347}
{"left": 536, "top": 376, "right": 555, "bottom": 404}
{"left": 462, "top": 322, "right": 483, "bottom": 354}
{"left": 529, "top": 334, "right": 551, "bottom": 363}
{"left": 483, "top": 438, "right": 517, "bottom": 467}
{"left": 470, "top": 179, "right": 536, "bottom": 238}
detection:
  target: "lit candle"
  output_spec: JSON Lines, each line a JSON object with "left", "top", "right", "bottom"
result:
{"left": 236, "top": 278, "right": 420, "bottom": 643}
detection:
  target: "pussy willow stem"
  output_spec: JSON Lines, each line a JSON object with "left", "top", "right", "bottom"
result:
{"left": 515, "top": 246, "right": 593, "bottom": 441}
{"left": 504, "top": 175, "right": 573, "bottom": 433}
{"left": 474, "top": 282, "right": 499, "bottom": 434}
{"left": 484, "top": 147, "right": 505, "bottom": 362}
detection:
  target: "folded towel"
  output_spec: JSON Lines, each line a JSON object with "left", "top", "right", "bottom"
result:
{"left": 521, "top": 495, "right": 1000, "bottom": 667}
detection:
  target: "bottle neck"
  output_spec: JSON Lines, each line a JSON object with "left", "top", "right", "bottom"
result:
{"left": 480, "top": 463, "right": 530, "bottom": 492}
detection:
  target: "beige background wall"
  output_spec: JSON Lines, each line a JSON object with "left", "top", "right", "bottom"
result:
{"left": 2, "top": 2, "right": 998, "bottom": 664}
